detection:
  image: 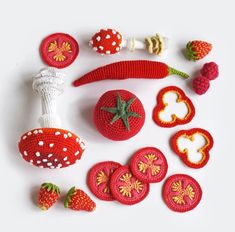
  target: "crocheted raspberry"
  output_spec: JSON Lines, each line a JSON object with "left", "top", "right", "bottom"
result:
{"left": 192, "top": 76, "right": 210, "bottom": 95}
{"left": 94, "top": 90, "right": 145, "bottom": 141}
{"left": 200, "top": 62, "right": 219, "bottom": 80}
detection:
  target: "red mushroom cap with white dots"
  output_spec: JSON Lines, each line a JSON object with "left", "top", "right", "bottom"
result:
{"left": 18, "top": 128, "right": 85, "bottom": 169}
{"left": 90, "top": 29, "right": 122, "bottom": 55}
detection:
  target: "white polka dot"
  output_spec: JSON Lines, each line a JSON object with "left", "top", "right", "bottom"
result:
{"left": 89, "top": 40, "right": 93, "bottom": 45}
{"left": 23, "top": 135, "right": 27, "bottom": 140}
{"left": 38, "top": 130, "right": 43, "bottom": 133}
{"left": 99, "top": 46, "right": 104, "bottom": 50}
{"left": 57, "top": 164, "right": 62, "bottom": 168}
{"left": 112, "top": 30, "right": 117, "bottom": 34}
{"left": 49, "top": 143, "right": 54, "bottom": 148}
{"left": 42, "top": 159, "right": 48, "bottom": 162}
{"left": 63, "top": 148, "right": 67, "bottom": 152}
{"left": 116, "top": 47, "right": 120, "bottom": 51}
{"left": 93, "top": 47, "right": 98, "bottom": 51}
{"left": 105, "top": 34, "right": 111, "bottom": 39}
{"left": 106, "top": 51, "right": 111, "bottom": 54}
{"left": 35, "top": 152, "right": 40, "bottom": 157}
{"left": 23, "top": 151, "right": 28, "bottom": 156}
{"left": 54, "top": 159, "right": 58, "bottom": 162}
{"left": 76, "top": 138, "right": 79, "bottom": 142}
{"left": 38, "top": 141, "right": 44, "bottom": 146}
{"left": 63, "top": 157, "right": 68, "bottom": 161}
{"left": 27, "top": 132, "right": 32, "bottom": 136}
{"left": 47, "top": 163, "right": 52, "bottom": 166}
{"left": 55, "top": 131, "right": 61, "bottom": 136}
{"left": 112, "top": 41, "right": 116, "bottom": 46}
{"left": 80, "top": 142, "right": 86, "bottom": 150}
{"left": 66, "top": 161, "right": 70, "bottom": 165}
{"left": 48, "top": 154, "right": 53, "bottom": 158}
{"left": 39, "top": 166, "right": 44, "bottom": 168}
{"left": 96, "top": 36, "right": 101, "bottom": 41}
{"left": 50, "top": 166, "right": 55, "bottom": 169}
{"left": 68, "top": 132, "right": 72, "bottom": 137}
{"left": 33, "top": 130, "right": 38, "bottom": 134}
{"left": 37, "top": 160, "right": 41, "bottom": 164}
{"left": 30, "top": 159, "right": 33, "bottom": 163}
{"left": 117, "top": 34, "right": 121, "bottom": 39}
{"left": 75, "top": 151, "right": 80, "bottom": 156}
{"left": 64, "top": 134, "right": 68, "bottom": 139}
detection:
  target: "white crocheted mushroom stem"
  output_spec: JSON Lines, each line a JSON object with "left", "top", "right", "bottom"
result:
{"left": 122, "top": 36, "right": 169, "bottom": 52}
{"left": 32, "top": 67, "right": 65, "bottom": 128}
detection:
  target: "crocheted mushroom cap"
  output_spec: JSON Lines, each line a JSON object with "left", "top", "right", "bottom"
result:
{"left": 93, "top": 90, "right": 145, "bottom": 141}
{"left": 18, "top": 128, "right": 85, "bottom": 169}
{"left": 90, "top": 29, "right": 122, "bottom": 55}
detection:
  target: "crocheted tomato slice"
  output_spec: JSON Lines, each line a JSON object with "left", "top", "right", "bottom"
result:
{"left": 40, "top": 33, "right": 79, "bottom": 69}
{"left": 163, "top": 174, "right": 202, "bottom": 212}
{"left": 130, "top": 147, "right": 168, "bottom": 183}
{"left": 110, "top": 165, "right": 150, "bottom": 205}
{"left": 87, "top": 161, "right": 121, "bottom": 201}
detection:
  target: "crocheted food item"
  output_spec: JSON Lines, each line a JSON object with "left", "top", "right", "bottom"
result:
{"left": 90, "top": 29, "right": 122, "bottom": 55}
{"left": 110, "top": 165, "right": 150, "bottom": 205}
{"left": 171, "top": 128, "right": 214, "bottom": 169}
{"left": 38, "top": 183, "right": 60, "bottom": 210}
{"left": 153, "top": 86, "right": 195, "bottom": 128}
{"left": 88, "top": 161, "right": 121, "bottom": 201}
{"left": 130, "top": 147, "right": 168, "bottom": 183}
{"left": 64, "top": 187, "right": 96, "bottom": 212}
{"left": 19, "top": 128, "right": 85, "bottom": 169}
{"left": 163, "top": 174, "right": 202, "bottom": 212}
{"left": 192, "top": 76, "right": 210, "bottom": 95}
{"left": 18, "top": 68, "right": 85, "bottom": 169}
{"left": 94, "top": 90, "right": 145, "bottom": 141}
{"left": 40, "top": 33, "right": 79, "bottom": 68}
{"left": 73, "top": 60, "right": 189, "bottom": 87}
{"left": 200, "top": 62, "right": 219, "bottom": 80}
{"left": 186, "top": 40, "right": 212, "bottom": 61}
{"left": 89, "top": 28, "right": 168, "bottom": 55}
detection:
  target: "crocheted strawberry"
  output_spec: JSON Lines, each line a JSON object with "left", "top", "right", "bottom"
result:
{"left": 64, "top": 187, "right": 96, "bottom": 212}
{"left": 192, "top": 76, "right": 210, "bottom": 95}
{"left": 94, "top": 90, "right": 145, "bottom": 141}
{"left": 38, "top": 183, "right": 60, "bottom": 210}
{"left": 186, "top": 40, "right": 212, "bottom": 61}
{"left": 201, "top": 62, "right": 219, "bottom": 80}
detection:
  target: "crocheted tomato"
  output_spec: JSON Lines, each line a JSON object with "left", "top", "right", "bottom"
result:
{"left": 94, "top": 90, "right": 145, "bottom": 141}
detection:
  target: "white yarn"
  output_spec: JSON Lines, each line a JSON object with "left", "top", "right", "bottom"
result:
{"left": 32, "top": 67, "right": 65, "bottom": 128}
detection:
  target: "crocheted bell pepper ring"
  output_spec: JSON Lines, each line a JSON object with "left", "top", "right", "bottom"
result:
{"left": 89, "top": 28, "right": 168, "bottom": 55}
{"left": 153, "top": 86, "right": 195, "bottom": 128}
{"left": 171, "top": 128, "right": 214, "bottom": 168}
{"left": 18, "top": 68, "right": 85, "bottom": 169}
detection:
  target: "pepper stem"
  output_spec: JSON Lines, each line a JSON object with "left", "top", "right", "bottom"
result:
{"left": 168, "top": 67, "right": 189, "bottom": 79}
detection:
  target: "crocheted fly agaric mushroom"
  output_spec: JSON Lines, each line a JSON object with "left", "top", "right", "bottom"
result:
{"left": 18, "top": 68, "right": 85, "bottom": 169}
{"left": 89, "top": 28, "right": 168, "bottom": 55}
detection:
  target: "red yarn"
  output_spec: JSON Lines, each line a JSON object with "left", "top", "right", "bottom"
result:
{"left": 73, "top": 60, "right": 189, "bottom": 87}
{"left": 18, "top": 128, "right": 85, "bottom": 169}
{"left": 93, "top": 90, "right": 145, "bottom": 141}
{"left": 192, "top": 76, "right": 210, "bottom": 95}
{"left": 200, "top": 62, "right": 219, "bottom": 80}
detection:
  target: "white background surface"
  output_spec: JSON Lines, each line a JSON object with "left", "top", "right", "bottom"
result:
{"left": 1, "top": 0, "right": 234, "bottom": 231}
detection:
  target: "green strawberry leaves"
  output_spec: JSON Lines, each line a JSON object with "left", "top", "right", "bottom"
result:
{"left": 42, "top": 183, "right": 60, "bottom": 195}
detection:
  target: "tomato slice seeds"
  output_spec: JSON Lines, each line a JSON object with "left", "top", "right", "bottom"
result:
{"left": 110, "top": 165, "right": 150, "bottom": 205}
{"left": 163, "top": 174, "right": 202, "bottom": 212}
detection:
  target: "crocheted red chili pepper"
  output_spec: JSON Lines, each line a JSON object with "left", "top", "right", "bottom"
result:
{"left": 153, "top": 86, "right": 195, "bottom": 127}
{"left": 73, "top": 60, "right": 189, "bottom": 87}
{"left": 171, "top": 128, "right": 214, "bottom": 169}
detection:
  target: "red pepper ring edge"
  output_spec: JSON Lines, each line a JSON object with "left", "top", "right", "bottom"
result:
{"left": 153, "top": 86, "right": 195, "bottom": 128}
{"left": 171, "top": 128, "right": 214, "bottom": 169}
